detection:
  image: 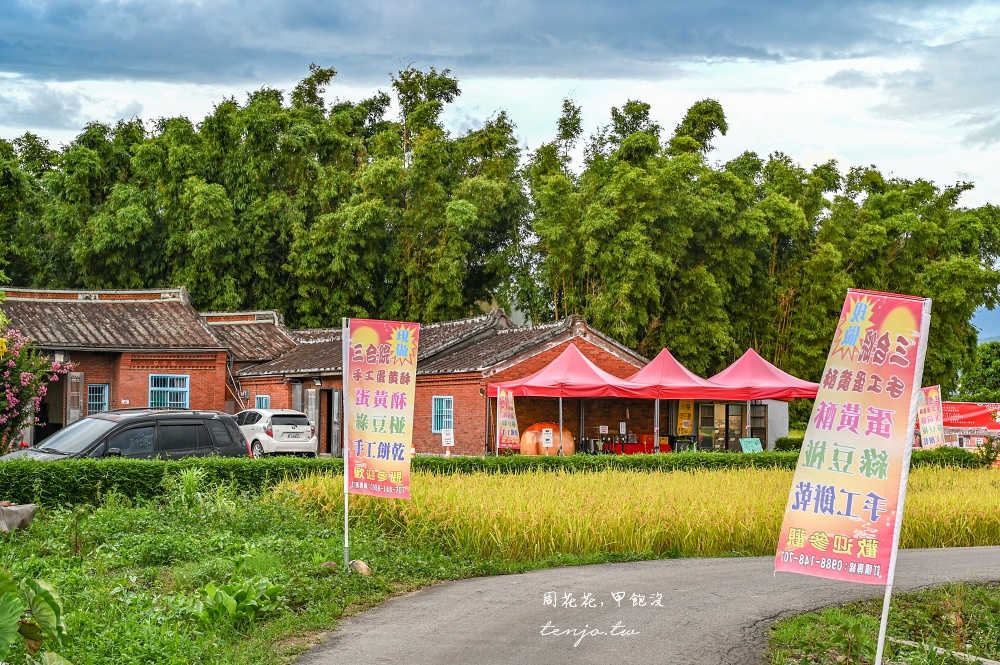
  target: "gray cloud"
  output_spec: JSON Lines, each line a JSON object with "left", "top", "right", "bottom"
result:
{"left": 0, "top": 80, "right": 85, "bottom": 129}
{"left": 0, "top": 0, "right": 981, "bottom": 85}
{"left": 825, "top": 69, "right": 881, "bottom": 89}
{"left": 874, "top": 31, "right": 1000, "bottom": 146}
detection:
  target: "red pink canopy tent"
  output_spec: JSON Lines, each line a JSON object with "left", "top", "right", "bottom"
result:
{"left": 709, "top": 348, "right": 819, "bottom": 401}
{"left": 627, "top": 349, "right": 746, "bottom": 400}
{"left": 487, "top": 343, "right": 647, "bottom": 398}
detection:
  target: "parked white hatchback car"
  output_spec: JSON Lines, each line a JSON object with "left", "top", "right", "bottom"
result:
{"left": 235, "top": 409, "right": 317, "bottom": 458}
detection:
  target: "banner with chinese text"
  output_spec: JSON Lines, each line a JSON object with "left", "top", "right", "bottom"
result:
{"left": 497, "top": 387, "right": 520, "bottom": 450}
{"left": 677, "top": 400, "right": 694, "bottom": 436}
{"left": 775, "top": 289, "right": 931, "bottom": 585}
{"left": 344, "top": 319, "right": 420, "bottom": 499}
{"left": 917, "top": 386, "right": 946, "bottom": 449}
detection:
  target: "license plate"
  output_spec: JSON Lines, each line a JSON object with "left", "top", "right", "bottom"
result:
{"left": 286, "top": 433, "right": 302, "bottom": 439}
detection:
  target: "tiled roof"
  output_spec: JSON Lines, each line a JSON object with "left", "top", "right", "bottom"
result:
{"left": 202, "top": 311, "right": 297, "bottom": 363}
{"left": 244, "top": 310, "right": 508, "bottom": 377}
{"left": 417, "top": 320, "right": 570, "bottom": 374}
{"left": 239, "top": 336, "right": 344, "bottom": 376}
{"left": 0, "top": 287, "right": 224, "bottom": 351}
{"left": 292, "top": 328, "right": 341, "bottom": 342}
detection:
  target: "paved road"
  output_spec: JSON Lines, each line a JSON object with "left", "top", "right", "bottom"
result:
{"left": 298, "top": 547, "right": 1000, "bottom": 665}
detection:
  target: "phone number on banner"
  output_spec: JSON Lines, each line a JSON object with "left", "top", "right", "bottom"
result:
{"left": 349, "top": 481, "right": 407, "bottom": 494}
{"left": 778, "top": 550, "right": 883, "bottom": 578}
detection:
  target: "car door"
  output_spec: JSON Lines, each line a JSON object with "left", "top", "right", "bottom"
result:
{"left": 108, "top": 423, "right": 157, "bottom": 459}
{"left": 155, "top": 420, "right": 214, "bottom": 460}
{"left": 206, "top": 418, "right": 244, "bottom": 457}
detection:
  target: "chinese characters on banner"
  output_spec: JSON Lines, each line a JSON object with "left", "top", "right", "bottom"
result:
{"left": 344, "top": 319, "right": 420, "bottom": 499}
{"left": 677, "top": 400, "right": 694, "bottom": 436}
{"left": 917, "top": 386, "right": 946, "bottom": 449}
{"left": 497, "top": 388, "right": 520, "bottom": 450}
{"left": 775, "top": 289, "right": 931, "bottom": 585}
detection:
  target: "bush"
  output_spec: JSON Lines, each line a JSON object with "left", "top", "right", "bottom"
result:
{"left": 0, "top": 447, "right": 988, "bottom": 506}
{"left": 774, "top": 437, "right": 804, "bottom": 452}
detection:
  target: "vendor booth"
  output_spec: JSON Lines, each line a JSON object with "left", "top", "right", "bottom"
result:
{"left": 488, "top": 344, "right": 819, "bottom": 455}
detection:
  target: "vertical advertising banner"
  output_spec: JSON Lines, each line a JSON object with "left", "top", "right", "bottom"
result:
{"left": 677, "top": 399, "right": 695, "bottom": 436}
{"left": 344, "top": 319, "right": 420, "bottom": 499}
{"left": 916, "top": 386, "right": 946, "bottom": 449}
{"left": 496, "top": 388, "right": 520, "bottom": 450}
{"left": 775, "top": 289, "right": 931, "bottom": 585}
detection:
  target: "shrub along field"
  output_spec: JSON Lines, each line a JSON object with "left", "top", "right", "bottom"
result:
{"left": 0, "top": 447, "right": 985, "bottom": 506}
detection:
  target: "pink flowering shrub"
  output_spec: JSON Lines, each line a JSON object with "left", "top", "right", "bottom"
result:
{"left": 0, "top": 328, "right": 71, "bottom": 453}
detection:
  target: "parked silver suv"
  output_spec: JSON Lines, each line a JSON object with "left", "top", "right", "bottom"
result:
{"left": 235, "top": 409, "right": 317, "bottom": 458}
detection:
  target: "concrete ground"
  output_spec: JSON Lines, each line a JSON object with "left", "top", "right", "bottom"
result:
{"left": 297, "top": 546, "right": 1000, "bottom": 665}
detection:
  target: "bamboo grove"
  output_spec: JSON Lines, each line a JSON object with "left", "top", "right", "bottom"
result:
{"left": 1, "top": 65, "right": 998, "bottom": 391}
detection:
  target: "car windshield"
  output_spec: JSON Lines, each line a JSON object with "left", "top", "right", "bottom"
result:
{"left": 271, "top": 415, "right": 310, "bottom": 427}
{"left": 36, "top": 418, "right": 118, "bottom": 454}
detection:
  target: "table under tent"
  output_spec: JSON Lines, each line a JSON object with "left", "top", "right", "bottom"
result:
{"left": 487, "top": 344, "right": 818, "bottom": 454}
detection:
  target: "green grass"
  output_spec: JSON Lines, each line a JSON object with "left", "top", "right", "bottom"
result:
{"left": 767, "top": 583, "right": 1000, "bottom": 664}
{"left": 0, "top": 477, "right": 654, "bottom": 665}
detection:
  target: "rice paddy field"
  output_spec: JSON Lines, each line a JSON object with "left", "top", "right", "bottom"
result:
{"left": 276, "top": 467, "right": 1000, "bottom": 560}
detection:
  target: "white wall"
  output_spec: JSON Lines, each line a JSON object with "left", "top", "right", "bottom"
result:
{"left": 764, "top": 400, "right": 789, "bottom": 450}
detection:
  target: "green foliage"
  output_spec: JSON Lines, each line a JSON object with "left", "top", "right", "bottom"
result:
{"left": 954, "top": 340, "right": 1000, "bottom": 401}
{"left": 0, "top": 328, "right": 71, "bottom": 451}
{"left": 185, "top": 576, "right": 285, "bottom": 627}
{"left": 0, "top": 567, "right": 71, "bottom": 664}
{"left": 774, "top": 437, "right": 804, "bottom": 452}
{"left": 0, "top": 449, "right": 984, "bottom": 506}
{"left": 768, "top": 583, "right": 1000, "bottom": 664}
{"left": 3, "top": 68, "right": 996, "bottom": 392}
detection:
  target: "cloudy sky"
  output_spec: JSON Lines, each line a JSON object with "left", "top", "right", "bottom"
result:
{"left": 3, "top": 0, "right": 999, "bottom": 332}
{"left": 3, "top": 0, "right": 999, "bottom": 203}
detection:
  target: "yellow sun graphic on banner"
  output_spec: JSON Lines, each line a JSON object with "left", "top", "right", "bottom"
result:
{"left": 389, "top": 324, "right": 418, "bottom": 365}
{"left": 833, "top": 294, "right": 876, "bottom": 360}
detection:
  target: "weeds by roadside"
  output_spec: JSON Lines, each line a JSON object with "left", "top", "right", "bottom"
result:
{"left": 768, "top": 583, "right": 1000, "bottom": 664}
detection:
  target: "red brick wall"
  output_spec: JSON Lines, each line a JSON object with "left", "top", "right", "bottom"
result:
{"left": 413, "top": 374, "right": 486, "bottom": 456}
{"left": 68, "top": 352, "right": 116, "bottom": 416}
{"left": 502, "top": 396, "right": 664, "bottom": 446}
{"left": 114, "top": 352, "right": 228, "bottom": 411}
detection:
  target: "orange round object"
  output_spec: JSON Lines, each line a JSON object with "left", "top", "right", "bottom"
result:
{"left": 519, "top": 422, "right": 575, "bottom": 456}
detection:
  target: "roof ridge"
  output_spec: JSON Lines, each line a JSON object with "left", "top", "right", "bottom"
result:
{"left": 2, "top": 286, "right": 188, "bottom": 303}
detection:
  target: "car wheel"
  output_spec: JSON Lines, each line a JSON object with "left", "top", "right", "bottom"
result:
{"left": 251, "top": 441, "right": 265, "bottom": 459}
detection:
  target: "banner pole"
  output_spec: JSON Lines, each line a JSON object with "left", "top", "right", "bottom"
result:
{"left": 558, "top": 396, "right": 564, "bottom": 456}
{"left": 498, "top": 391, "right": 500, "bottom": 457}
{"left": 654, "top": 398, "right": 660, "bottom": 453}
{"left": 874, "top": 297, "right": 931, "bottom": 665}
{"left": 342, "top": 317, "right": 350, "bottom": 573}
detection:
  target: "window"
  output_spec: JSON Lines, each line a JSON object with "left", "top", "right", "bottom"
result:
{"left": 109, "top": 425, "right": 156, "bottom": 457}
{"left": 87, "top": 384, "right": 109, "bottom": 414}
{"left": 207, "top": 420, "right": 234, "bottom": 448}
{"left": 255, "top": 394, "right": 271, "bottom": 409}
{"left": 149, "top": 375, "right": 189, "bottom": 409}
{"left": 157, "top": 423, "right": 210, "bottom": 451}
{"left": 431, "top": 396, "right": 453, "bottom": 433}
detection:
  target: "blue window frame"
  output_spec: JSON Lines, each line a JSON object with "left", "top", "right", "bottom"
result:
{"left": 87, "top": 384, "right": 109, "bottom": 414}
{"left": 431, "top": 396, "right": 453, "bottom": 433}
{"left": 255, "top": 394, "right": 271, "bottom": 409}
{"left": 149, "top": 374, "right": 189, "bottom": 410}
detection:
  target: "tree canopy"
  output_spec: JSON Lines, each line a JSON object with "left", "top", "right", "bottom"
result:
{"left": 2, "top": 66, "right": 998, "bottom": 392}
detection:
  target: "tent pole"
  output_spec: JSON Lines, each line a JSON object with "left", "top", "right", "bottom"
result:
{"left": 558, "top": 396, "right": 564, "bottom": 456}
{"left": 654, "top": 398, "right": 660, "bottom": 453}
{"left": 579, "top": 398, "right": 585, "bottom": 454}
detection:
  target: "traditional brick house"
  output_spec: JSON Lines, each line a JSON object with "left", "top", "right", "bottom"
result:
{"left": 1, "top": 285, "right": 658, "bottom": 455}
{"left": 200, "top": 310, "right": 298, "bottom": 413}
{"left": 234, "top": 311, "right": 649, "bottom": 455}
{"left": 0, "top": 288, "right": 228, "bottom": 444}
